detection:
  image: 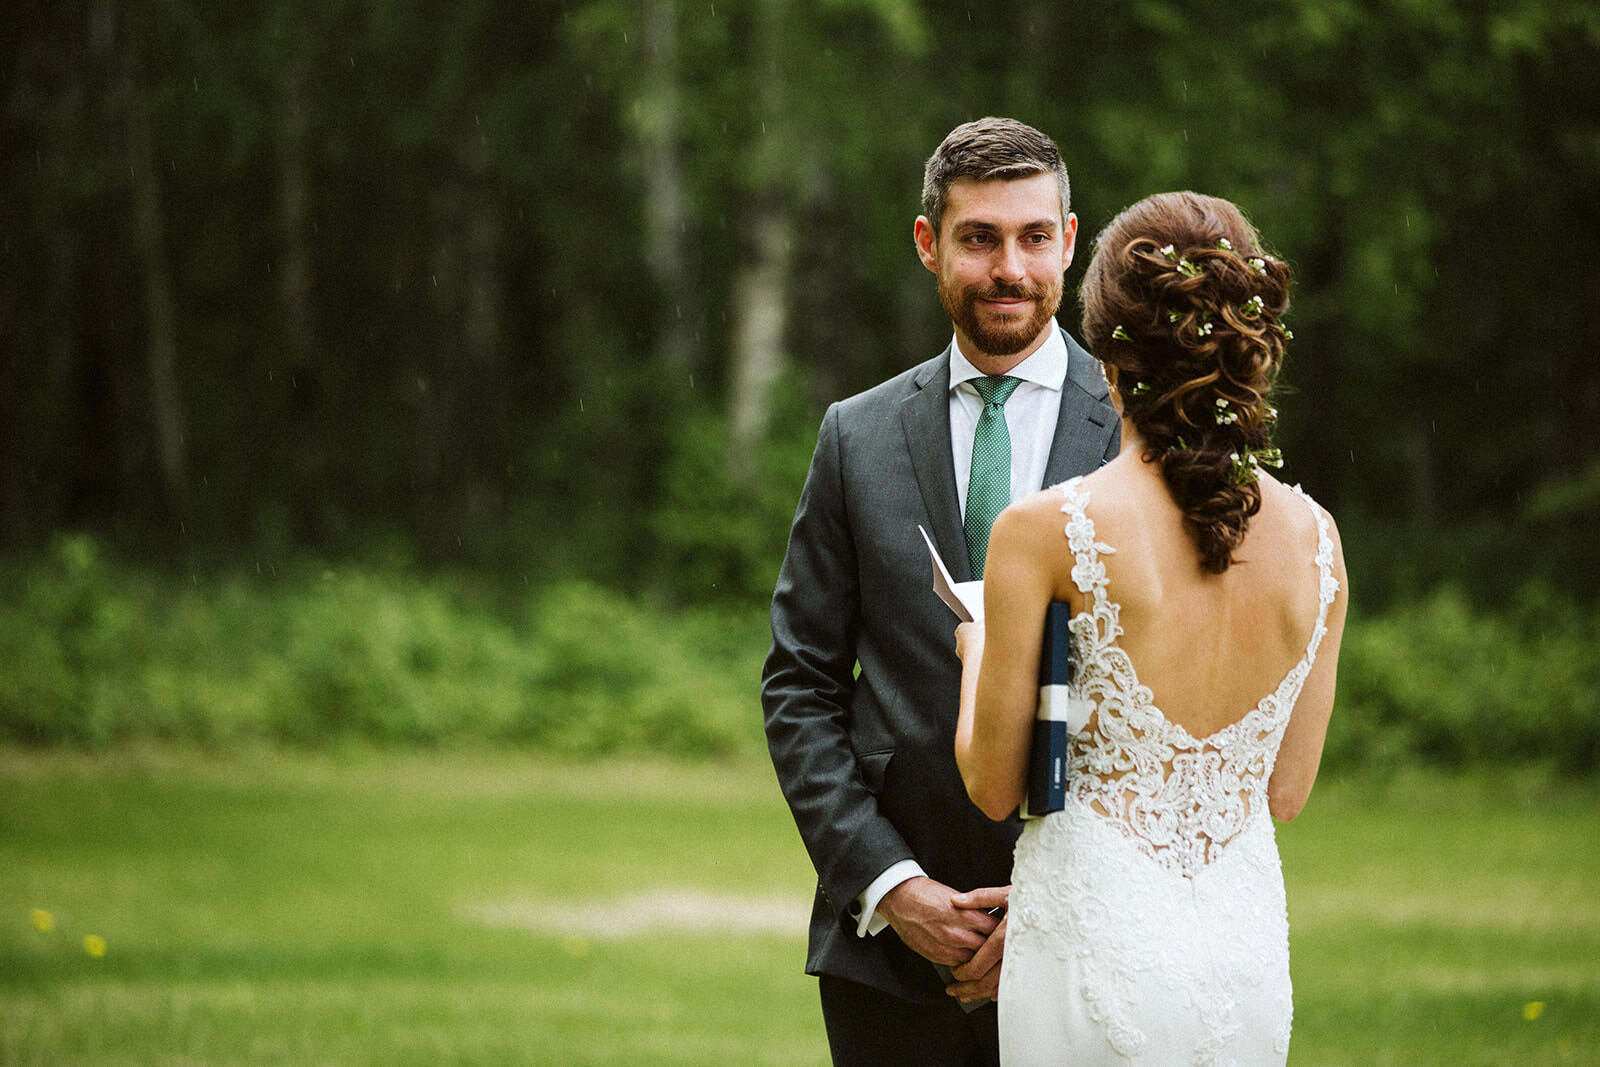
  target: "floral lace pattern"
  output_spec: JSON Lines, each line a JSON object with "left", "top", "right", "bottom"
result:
{"left": 1058, "top": 476, "right": 1335, "bottom": 876}
{"left": 1000, "top": 477, "right": 1335, "bottom": 1065}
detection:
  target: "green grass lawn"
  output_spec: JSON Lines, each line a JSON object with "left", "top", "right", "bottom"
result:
{"left": 1, "top": 749, "right": 1595, "bottom": 1065}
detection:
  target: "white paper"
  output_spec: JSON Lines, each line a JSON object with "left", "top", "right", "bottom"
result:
{"left": 918, "top": 525, "right": 984, "bottom": 622}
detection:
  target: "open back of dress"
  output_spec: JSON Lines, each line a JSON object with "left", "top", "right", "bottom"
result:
{"left": 998, "top": 476, "right": 1338, "bottom": 1066}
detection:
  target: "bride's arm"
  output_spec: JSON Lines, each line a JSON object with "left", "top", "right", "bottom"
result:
{"left": 956, "top": 504, "right": 1056, "bottom": 821}
{"left": 1269, "top": 509, "right": 1349, "bottom": 821}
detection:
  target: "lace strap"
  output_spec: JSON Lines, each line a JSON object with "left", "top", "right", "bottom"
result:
{"left": 1055, "top": 476, "right": 1120, "bottom": 646}
{"left": 1290, "top": 484, "right": 1340, "bottom": 663}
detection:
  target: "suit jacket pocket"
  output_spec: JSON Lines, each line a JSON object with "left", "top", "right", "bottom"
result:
{"left": 857, "top": 748, "right": 894, "bottom": 795}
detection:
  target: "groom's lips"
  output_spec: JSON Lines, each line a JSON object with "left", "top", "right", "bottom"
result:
{"left": 980, "top": 297, "right": 1031, "bottom": 312}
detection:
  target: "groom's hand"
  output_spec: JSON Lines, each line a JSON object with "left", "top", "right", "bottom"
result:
{"left": 877, "top": 876, "right": 1001, "bottom": 967}
{"left": 946, "top": 885, "right": 1010, "bottom": 1003}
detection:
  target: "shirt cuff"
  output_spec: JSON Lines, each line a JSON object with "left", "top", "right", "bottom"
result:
{"left": 852, "top": 859, "right": 926, "bottom": 938}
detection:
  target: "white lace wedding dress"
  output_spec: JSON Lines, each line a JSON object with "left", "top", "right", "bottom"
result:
{"left": 999, "top": 476, "right": 1339, "bottom": 1066}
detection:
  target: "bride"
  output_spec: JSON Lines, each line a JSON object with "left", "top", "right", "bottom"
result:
{"left": 952, "top": 191, "right": 1349, "bottom": 1064}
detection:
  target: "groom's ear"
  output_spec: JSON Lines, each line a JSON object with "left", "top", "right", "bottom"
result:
{"left": 1061, "top": 212, "right": 1079, "bottom": 270}
{"left": 914, "top": 216, "right": 940, "bottom": 273}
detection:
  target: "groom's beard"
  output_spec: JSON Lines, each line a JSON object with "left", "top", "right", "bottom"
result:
{"left": 939, "top": 275, "right": 1063, "bottom": 359}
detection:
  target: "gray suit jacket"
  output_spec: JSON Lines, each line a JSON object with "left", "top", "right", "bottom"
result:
{"left": 761, "top": 327, "right": 1119, "bottom": 1002}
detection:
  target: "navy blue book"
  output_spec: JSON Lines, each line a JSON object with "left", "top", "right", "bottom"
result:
{"left": 1021, "top": 602, "right": 1075, "bottom": 820}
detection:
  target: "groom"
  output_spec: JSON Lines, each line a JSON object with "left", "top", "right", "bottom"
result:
{"left": 762, "top": 117, "right": 1119, "bottom": 1064}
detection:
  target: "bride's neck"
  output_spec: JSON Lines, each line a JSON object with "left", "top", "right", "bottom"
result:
{"left": 1119, "top": 417, "right": 1147, "bottom": 456}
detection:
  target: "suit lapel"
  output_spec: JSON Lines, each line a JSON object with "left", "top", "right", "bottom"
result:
{"left": 900, "top": 350, "right": 972, "bottom": 582}
{"left": 1042, "top": 331, "right": 1119, "bottom": 487}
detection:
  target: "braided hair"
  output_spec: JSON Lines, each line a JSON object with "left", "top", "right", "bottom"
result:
{"left": 1080, "top": 192, "right": 1292, "bottom": 573}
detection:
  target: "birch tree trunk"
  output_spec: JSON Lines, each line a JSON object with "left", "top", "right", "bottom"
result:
{"left": 274, "top": 41, "right": 324, "bottom": 545}
{"left": 724, "top": 0, "right": 791, "bottom": 483}
{"left": 639, "top": 0, "right": 695, "bottom": 377}
{"left": 123, "top": 9, "right": 188, "bottom": 524}
{"left": 726, "top": 206, "right": 792, "bottom": 482}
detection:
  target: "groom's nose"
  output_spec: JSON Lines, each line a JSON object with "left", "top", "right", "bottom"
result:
{"left": 991, "top": 240, "right": 1026, "bottom": 285}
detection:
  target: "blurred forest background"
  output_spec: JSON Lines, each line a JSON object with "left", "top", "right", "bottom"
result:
{"left": 3, "top": 0, "right": 1599, "bottom": 770}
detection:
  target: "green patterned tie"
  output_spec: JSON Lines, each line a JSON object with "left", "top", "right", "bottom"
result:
{"left": 965, "top": 375, "right": 1022, "bottom": 578}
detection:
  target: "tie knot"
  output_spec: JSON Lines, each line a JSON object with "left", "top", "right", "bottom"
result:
{"left": 972, "top": 375, "right": 1021, "bottom": 407}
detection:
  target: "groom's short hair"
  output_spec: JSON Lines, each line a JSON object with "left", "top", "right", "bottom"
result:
{"left": 921, "top": 117, "right": 1071, "bottom": 236}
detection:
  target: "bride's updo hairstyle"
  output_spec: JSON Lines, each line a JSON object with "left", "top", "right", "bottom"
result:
{"left": 1080, "top": 191, "right": 1292, "bottom": 573}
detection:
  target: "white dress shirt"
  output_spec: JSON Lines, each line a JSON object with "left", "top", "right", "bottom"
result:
{"left": 852, "top": 325, "right": 1070, "bottom": 937}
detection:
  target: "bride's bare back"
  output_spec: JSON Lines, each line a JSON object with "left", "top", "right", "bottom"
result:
{"left": 1062, "top": 453, "right": 1328, "bottom": 739}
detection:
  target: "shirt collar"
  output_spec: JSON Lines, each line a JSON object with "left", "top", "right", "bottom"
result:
{"left": 948, "top": 323, "right": 1069, "bottom": 394}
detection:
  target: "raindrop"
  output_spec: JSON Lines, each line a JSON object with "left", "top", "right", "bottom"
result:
{"left": 193, "top": 78, "right": 198, "bottom": 92}
{"left": 690, "top": 374, "right": 695, "bottom": 389}
{"left": 1349, "top": 449, "right": 1355, "bottom": 463}
{"left": 675, "top": 304, "right": 682, "bottom": 319}
{"left": 432, "top": 275, "right": 438, "bottom": 287}
{"left": 624, "top": 31, "right": 629, "bottom": 43}
{"left": 579, "top": 398, "right": 585, "bottom": 412}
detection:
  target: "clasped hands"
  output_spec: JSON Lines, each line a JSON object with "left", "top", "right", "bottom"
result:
{"left": 879, "top": 876, "right": 1010, "bottom": 1004}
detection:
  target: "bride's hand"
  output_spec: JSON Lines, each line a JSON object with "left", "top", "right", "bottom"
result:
{"left": 947, "top": 885, "right": 1009, "bottom": 1002}
{"left": 954, "top": 620, "right": 985, "bottom": 663}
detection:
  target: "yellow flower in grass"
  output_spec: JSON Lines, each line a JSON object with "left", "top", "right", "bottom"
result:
{"left": 1522, "top": 1001, "right": 1545, "bottom": 1022}
{"left": 30, "top": 909, "right": 55, "bottom": 934}
{"left": 82, "top": 935, "right": 107, "bottom": 958}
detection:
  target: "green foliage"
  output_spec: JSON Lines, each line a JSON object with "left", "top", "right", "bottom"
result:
{"left": 652, "top": 383, "right": 818, "bottom": 606}
{"left": 0, "top": 537, "right": 765, "bottom": 756}
{"left": 5, "top": 535, "right": 1600, "bottom": 779}
{"left": 1330, "top": 585, "right": 1600, "bottom": 775}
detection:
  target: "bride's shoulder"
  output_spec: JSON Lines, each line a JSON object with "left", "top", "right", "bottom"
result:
{"left": 1258, "top": 476, "right": 1347, "bottom": 569}
{"left": 1076, "top": 460, "right": 1170, "bottom": 527}
{"left": 1261, "top": 476, "right": 1339, "bottom": 533}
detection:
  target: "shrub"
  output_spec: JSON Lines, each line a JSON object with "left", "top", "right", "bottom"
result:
{"left": 0, "top": 538, "right": 765, "bottom": 756}
{"left": 4, "top": 537, "right": 1596, "bottom": 775}
{"left": 1328, "top": 585, "right": 1600, "bottom": 775}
